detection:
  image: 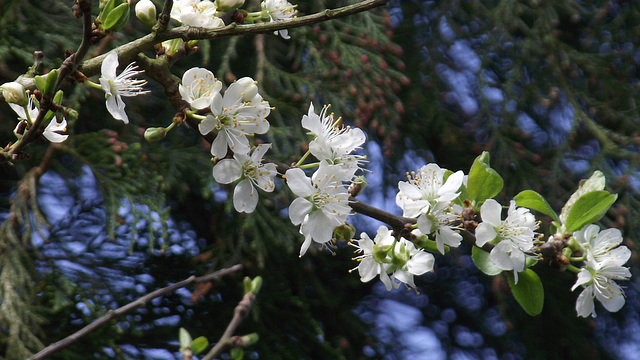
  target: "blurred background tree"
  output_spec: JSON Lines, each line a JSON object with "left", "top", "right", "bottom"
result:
{"left": 0, "top": 0, "right": 639, "bottom": 359}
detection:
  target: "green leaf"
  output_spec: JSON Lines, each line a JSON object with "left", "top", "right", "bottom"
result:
{"left": 514, "top": 190, "right": 560, "bottom": 223}
{"left": 231, "top": 348, "right": 244, "bottom": 360}
{"left": 179, "top": 328, "right": 192, "bottom": 351}
{"left": 564, "top": 190, "right": 617, "bottom": 233}
{"left": 102, "top": 2, "right": 130, "bottom": 31}
{"left": 507, "top": 269, "right": 544, "bottom": 316}
{"left": 467, "top": 152, "right": 504, "bottom": 207}
{"left": 190, "top": 336, "right": 209, "bottom": 355}
{"left": 471, "top": 247, "right": 502, "bottom": 276}
{"left": 559, "top": 171, "right": 606, "bottom": 224}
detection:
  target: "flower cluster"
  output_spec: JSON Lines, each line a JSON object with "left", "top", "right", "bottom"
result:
{"left": 351, "top": 226, "right": 435, "bottom": 290}
{"left": 179, "top": 67, "right": 274, "bottom": 213}
{"left": 171, "top": 0, "right": 224, "bottom": 28}
{"left": 476, "top": 199, "right": 538, "bottom": 283}
{"left": 571, "top": 225, "right": 631, "bottom": 317}
{"left": 396, "top": 164, "right": 465, "bottom": 254}
{"left": 284, "top": 102, "right": 366, "bottom": 255}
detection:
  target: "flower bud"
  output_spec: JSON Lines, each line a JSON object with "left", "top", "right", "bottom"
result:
{"left": 144, "top": 127, "right": 166, "bottom": 143}
{"left": 135, "top": 0, "right": 156, "bottom": 29}
{"left": 333, "top": 223, "right": 356, "bottom": 242}
{"left": 0, "top": 82, "right": 27, "bottom": 106}
{"left": 235, "top": 77, "right": 259, "bottom": 102}
{"left": 238, "top": 333, "right": 259, "bottom": 347}
{"left": 215, "top": 0, "right": 245, "bottom": 12}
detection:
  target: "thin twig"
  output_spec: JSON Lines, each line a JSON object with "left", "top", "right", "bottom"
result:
{"left": 201, "top": 292, "right": 257, "bottom": 360}
{"left": 27, "top": 264, "right": 243, "bottom": 360}
{"left": 153, "top": 0, "right": 173, "bottom": 34}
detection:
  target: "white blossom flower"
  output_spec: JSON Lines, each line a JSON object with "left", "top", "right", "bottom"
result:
{"left": 212, "top": 144, "right": 277, "bottom": 213}
{"left": 179, "top": 67, "right": 222, "bottom": 110}
{"left": 351, "top": 226, "right": 395, "bottom": 290}
{"left": 396, "top": 163, "right": 464, "bottom": 218}
{"left": 574, "top": 225, "right": 631, "bottom": 264}
{"left": 99, "top": 52, "right": 149, "bottom": 123}
{"left": 416, "top": 205, "right": 463, "bottom": 254}
{"left": 261, "top": 0, "right": 296, "bottom": 39}
{"left": 572, "top": 254, "right": 631, "bottom": 317}
{"left": 198, "top": 77, "right": 270, "bottom": 158}
{"left": 43, "top": 117, "right": 68, "bottom": 143}
{"left": 286, "top": 163, "right": 351, "bottom": 257}
{"left": 171, "top": 0, "right": 224, "bottom": 28}
{"left": 475, "top": 199, "right": 537, "bottom": 283}
{"left": 301, "top": 102, "right": 366, "bottom": 181}
{"left": 389, "top": 238, "right": 435, "bottom": 290}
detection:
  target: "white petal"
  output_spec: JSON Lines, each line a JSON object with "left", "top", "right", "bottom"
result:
{"left": 438, "top": 170, "right": 464, "bottom": 196}
{"left": 299, "top": 233, "right": 312, "bottom": 257}
{"left": 398, "top": 181, "right": 423, "bottom": 201}
{"left": 285, "top": 168, "right": 313, "bottom": 197}
{"left": 490, "top": 241, "right": 518, "bottom": 271}
{"left": 101, "top": 52, "right": 119, "bottom": 80}
{"left": 416, "top": 214, "right": 434, "bottom": 234}
{"left": 212, "top": 159, "right": 242, "bottom": 184}
{"left": 233, "top": 179, "right": 258, "bottom": 213}
{"left": 576, "top": 286, "right": 595, "bottom": 317}
{"left": 406, "top": 251, "right": 435, "bottom": 275}
{"left": 105, "top": 94, "right": 128, "bottom": 123}
{"left": 595, "top": 284, "right": 626, "bottom": 313}
{"left": 358, "top": 258, "right": 379, "bottom": 283}
{"left": 210, "top": 133, "right": 228, "bottom": 158}
{"left": 436, "top": 227, "right": 462, "bottom": 252}
{"left": 306, "top": 211, "right": 337, "bottom": 243}
{"left": 571, "top": 268, "right": 593, "bottom": 291}
{"left": 199, "top": 115, "right": 217, "bottom": 135}
{"left": 475, "top": 222, "right": 497, "bottom": 247}
{"left": 480, "top": 199, "right": 503, "bottom": 226}
{"left": 43, "top": 118, "right": 68, "bottom": 143}
{"left": 289, "top": 197, "right": 312, "bottom": 225}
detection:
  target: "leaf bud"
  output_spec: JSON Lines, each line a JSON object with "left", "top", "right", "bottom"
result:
{"left": 102, "top": 1, "right": 131, "bottom": 31}
{"left": 144, "top": 127, "right": 166, "bottom": 143}
{"left": 237, "top": 333, "right": 259, "bottom": 347}
{"left": 0, "top": 82, "right": 27, "bottom": 106}
{"left": 135, "top": 0, "right": 157, "bottom": 29}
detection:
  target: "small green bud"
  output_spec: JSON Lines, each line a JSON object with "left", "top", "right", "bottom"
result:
{"left": 243, "top": 276, "right": 252, "bottom": 295}
{"left": 135, "top": 0, "right": 156, "bottom": 29}
{"left": 333, "top": 223, "right": 356, "bottom": 242}
{"left": 0, "top": 82, "right": 27, "bottom": 106}
{"left": 250, "top": 276, "right": 263, "bottom": 294}
{"left": 144, "top": 127, "right": 166, "bottom": 143}
{"left": 53, "top": 89, "right": 64, "bottom": 104}
{"left": 238, "top": 333, "right": 259, "bottom": 347}
{"left": 215, "top": 0, "right": 245, "bottom": 12}
{"left": 66, "top": 108, "right": 79, "bottom": 121}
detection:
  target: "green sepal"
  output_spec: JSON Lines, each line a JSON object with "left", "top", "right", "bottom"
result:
{"left": 190, "top": 336, "right": 209, "bottom": 355}
{"left": 471, "top": 246, "right": 502, "bottom": 276}
{"left": 179, "top": 327, "right": 192, "bottom": 351}
{"left": 102, "top": 2, "right": 130, "bottom": 31}
{"left": 507, "top": 269, "right": 544, "bottom": 316}
{"left": 467, "top": 152, "right": 504, "bottom": 207}
{"left": 513, "top": 190, "right": 560, "bottom": 223}
{"left": 563, "top": 190, "right": 617, "bottom": 233}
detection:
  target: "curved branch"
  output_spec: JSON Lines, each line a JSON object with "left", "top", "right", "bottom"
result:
{"left": 78, "top": 0, "right": 389, "bottom": 77}
{"left": 27, "top": 265, "right": 243, "bottom": 360}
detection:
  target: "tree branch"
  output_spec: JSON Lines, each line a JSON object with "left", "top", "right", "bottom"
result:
{"left": 26, "top": 264, "right": 243, "bottom": 360}
{"left": 201, "top": 292, "right": 257, "bottom": 360}
{"left": 77, "top": 0, "right": 389, "bottom": 78}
